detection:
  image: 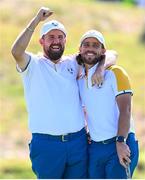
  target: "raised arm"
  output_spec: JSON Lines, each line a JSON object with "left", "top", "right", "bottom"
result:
{"left": 11, "top": 7, "right": 53, "bottom": 70}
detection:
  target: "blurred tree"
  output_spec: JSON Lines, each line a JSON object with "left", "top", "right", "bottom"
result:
{"left": 121, "top": 0, "right": 137, "bottom": 5}
{"left": 96, "top": 0, "right": 136, "bottom": 4}
{"left": 97, "top": 0, "right": 122, "bottom": 1}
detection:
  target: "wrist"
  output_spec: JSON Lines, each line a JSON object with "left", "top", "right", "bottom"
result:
{"left": 95, "top": 64, "right": 104, "bottom": 73}
{"left": 26, "top": 27, "right": 34, "bottom": 32}
{"left": 33, "top": 16, "right": 41, "bottom": 25}
{"left": 116, "top": 136, "right": 126, "bottom": 143}
{"left": 27, "top": 17, "right": 40, "bottom": 32}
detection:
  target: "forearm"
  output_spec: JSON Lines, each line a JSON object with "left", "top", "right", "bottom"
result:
{"left": 116, "top": 110, "right": 131, "bottom": 167}
{"left": 93, "top": 50, "right": 118, "bottom": 79}
{"left": 104, "top": 50, "right": 118, "bottom": 68}
{"left": 11, "top": 17, "right": 39, "bottom": 57}
{"left": 117, "top": 110, "right": 131, "bottom": 138}
{"left": 91, "top": 56, "right": 105, "bottom": 86}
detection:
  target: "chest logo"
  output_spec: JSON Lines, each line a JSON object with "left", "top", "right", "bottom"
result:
{"left": 67, "top": 68, "right": 74, "bottom": 74}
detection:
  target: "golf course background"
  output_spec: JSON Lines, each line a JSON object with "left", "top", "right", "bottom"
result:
{"left": 0, "top": 0, "right": 145, "bottom": 178}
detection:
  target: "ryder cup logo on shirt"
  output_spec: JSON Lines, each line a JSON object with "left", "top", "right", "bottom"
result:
{"left": 67, "top": 67, "right": 74, "bottom": 74}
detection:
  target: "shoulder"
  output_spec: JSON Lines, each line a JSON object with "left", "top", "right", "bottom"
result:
{"left": 107, "top": 65, "right": 132, "bottom": 92}
{"left": 61, "top": 54, "right": 78, "bottom": 67}
{"left": 107, "top": 65, "right": 126, "bottom": 72}
{"left": 107, "top": 65, "right": 130, "bottom": 79}
{"left": 23, "top": 52, "right": 40, "bottom": 66}
{"left": 62, "top": 54, "right": 76, "bottom": 62}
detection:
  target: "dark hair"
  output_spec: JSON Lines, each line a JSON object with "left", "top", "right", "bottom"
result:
{"left": 76, "top": 54, "right": 84, "bottom": 65}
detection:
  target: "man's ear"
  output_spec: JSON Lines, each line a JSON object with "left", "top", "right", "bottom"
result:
{"left": 102, "top": 48, "right": 106, "bottom": 54}
{"left": 64, "top": 38, "right": 67, "bottom": 44}
{"left": 39, "top": 38, "right": 44, "bottom": 46}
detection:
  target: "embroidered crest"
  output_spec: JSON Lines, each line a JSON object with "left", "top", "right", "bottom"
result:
{"left": 67, "top": 68, "right": 74, "bottom": 74}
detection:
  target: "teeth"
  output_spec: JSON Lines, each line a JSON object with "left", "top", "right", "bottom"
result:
{"left": 51, "top": 46, "right": 60, "bottom": 50}
{"left": 86, "top": 53, "right": 94, "bottom": 56}
{"left": 88, "top": 53, "right": 93, "bottom": 55}
{"left": 52, "top": 47, "right": 59, "bottom": 49}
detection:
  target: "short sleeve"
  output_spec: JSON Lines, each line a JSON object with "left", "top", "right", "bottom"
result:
{"left": 16, "top": 53, "right": 37, "bottom": 77}
{"left": 108, "top": 65, "right": 133, "bottom": 97}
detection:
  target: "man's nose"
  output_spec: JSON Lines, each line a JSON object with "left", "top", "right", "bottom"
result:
{"left": 53, "top": 37, "right": 60, "bottom": 44}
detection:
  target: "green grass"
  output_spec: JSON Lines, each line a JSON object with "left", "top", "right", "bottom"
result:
{"left": 0, "top": 0, "right": 145, "bottom": 178}
{"left": 0, "top": 159, "right": 35, "bottom": 179}
{"left": 132, "top": 150, "right": 145, "bottom": 178}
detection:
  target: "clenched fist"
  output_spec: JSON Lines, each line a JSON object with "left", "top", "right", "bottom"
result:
{"left": 35, "top": 7, "right": 53, "bottom": 23}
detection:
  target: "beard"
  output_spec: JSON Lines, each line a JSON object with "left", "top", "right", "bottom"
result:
{"left": 44, "top": 44, "right": 64, "bottom": 61}
{"left": 81, "top": 51, "right": 102, "bottom": 65}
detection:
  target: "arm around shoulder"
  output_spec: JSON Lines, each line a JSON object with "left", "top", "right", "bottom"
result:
{"left": 105, "top": 50, "right": 118, "bottom": 68}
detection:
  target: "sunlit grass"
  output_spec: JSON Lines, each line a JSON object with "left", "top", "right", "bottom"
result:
{"left": 0, "top": 159, "right": 35, "bottom": 179}
{"left": 133, "top": 150, "right": 145, "bottom": 179}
